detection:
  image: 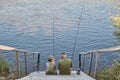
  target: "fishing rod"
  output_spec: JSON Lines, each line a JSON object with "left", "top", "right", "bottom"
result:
{"left": 71, "top": 0, "right": 86, "bottom": 60}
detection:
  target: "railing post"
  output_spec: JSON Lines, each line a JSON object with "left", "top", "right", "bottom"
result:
{"left": 79, "top": 54, "right": 81, "bottom": 70}
{"left": 24, "top": 52, "right": 28, "bottom": 75}
{"left": 88, "top": 52, "right": 93, "bottom": 75}
{"left": 94, "top": 51, "right": 100, "bottom": 79}
{"left": 16, "top": 51, "right": 20, "bottom": 78}
{"left": 32, "top": 53, "right": 35, "bottom": 71}
{"left": 36, "top": 53, "right": 40, "bottom": 71}
{"left": 82, "top": 54, "right": 86, "bottom": 71}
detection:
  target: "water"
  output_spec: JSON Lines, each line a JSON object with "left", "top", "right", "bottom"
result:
{"left": 0, "top": 0, "right": 119, "bottom": 71}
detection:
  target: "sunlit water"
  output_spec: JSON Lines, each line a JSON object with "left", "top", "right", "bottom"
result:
{"left": 0, "top": 0, "right": 119, "bottom": 72}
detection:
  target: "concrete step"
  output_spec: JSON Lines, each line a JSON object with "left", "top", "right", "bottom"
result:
{"left": 17, "top": 71, "right": 95, "bottom": 80}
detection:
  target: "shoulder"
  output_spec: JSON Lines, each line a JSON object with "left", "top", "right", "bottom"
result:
{"left": 66, "top": 59, "right": 72, "bottom": 63}
{"left": 65, "top": 58, "right": 71, "bottom": 61}
{"left": 58, "top": 60, "right": 62, "bottom": 64}
{"left": 58, "top": 59, "right": 62, "bottom": 62}
{"left": 46, "top": 62, "right": 49, "bottom": 65}
{"left": 68, "top": 59, "right": 72, "bottom": 62}
{"left": 46, "top": 62, "right": 50, "bottom": 66}
{"left": 51, "top": 62, "right": 56, "bottom": 65}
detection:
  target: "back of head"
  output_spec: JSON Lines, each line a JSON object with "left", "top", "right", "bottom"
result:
{"left": 48, "top": 55, "right": 54, "bottom": 62}
{"left": 60, "top": 52, "right": 66, "bottom": 59}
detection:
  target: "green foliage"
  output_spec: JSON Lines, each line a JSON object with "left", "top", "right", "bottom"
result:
{"left": 97, "top": 62, "right": 120, "bottom": 80}
{"left": 114, "top": 29, "right": 120, "bottom": 37}
{"left": 12, "top": 59, "right": 25, "bottom": 77}
{"left": 110, "top": 15, "right": 120, "bottom": 27}
{"left": 115, "top": 2, "right": 120, "bottom": 8}
{"left": 20, "top": 59, "right": 25, "bottom": 77}
{"left": 0, "top": 55, "right": 9, "bottom": 76}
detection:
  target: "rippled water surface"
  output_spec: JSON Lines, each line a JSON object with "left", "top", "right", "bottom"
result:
{"left": 0, "top": 0, "right": 119, "bottom": 71}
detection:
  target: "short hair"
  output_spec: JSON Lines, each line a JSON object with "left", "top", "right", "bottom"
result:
{"left": 48, "top": 55, "right": 54, "bottom": 62}
{"left": 60, "top": 52, "right": 67, "bottom": 58}
{"left": 60, "top": 52, "right": 66, "bottom": 55}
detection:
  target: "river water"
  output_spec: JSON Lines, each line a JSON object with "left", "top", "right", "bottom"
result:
{"left": 0, "top": 0, "right": 119, "bottom": 71}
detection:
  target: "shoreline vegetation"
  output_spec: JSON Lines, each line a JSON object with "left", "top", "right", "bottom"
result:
{"left": 0, "top": 55, "right": 25, "bottom": 80}
{"left": 96, "top": 58, "right": 120, "bottom": 80}
{"left": 115, "top": 2, "right": 120, "bottom": 8}
{"left": 0, "top": 56, "right": 16, "bottom": 80}
{"left": 110, "top": 14, "right": 120, "bottom": 27}
{"left": 110, "top": 2, "right": 120, "bottom": 27}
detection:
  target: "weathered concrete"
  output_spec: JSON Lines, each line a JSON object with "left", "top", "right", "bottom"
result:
{"left": 17, "top": 71, "right": 95, "bottom": 80}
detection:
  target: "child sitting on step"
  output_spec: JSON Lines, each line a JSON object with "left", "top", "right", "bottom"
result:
{"left": 46, "top": 55, "right": 57, "bottom": 75}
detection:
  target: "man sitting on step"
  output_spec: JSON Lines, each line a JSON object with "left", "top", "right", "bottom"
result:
{"left": 58, "top": 52, "right": 72, "bottom": 75}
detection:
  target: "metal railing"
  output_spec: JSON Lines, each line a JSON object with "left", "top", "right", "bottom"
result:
{"left": 79, "top": 46, "right": 120, "bottom": 79}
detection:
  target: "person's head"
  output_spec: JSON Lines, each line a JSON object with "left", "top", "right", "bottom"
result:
{"left": 48, "top": 55, "right": 54, "bottom": 62}
{"left": 60, "top": 52, "right": 67, "bottom": 59}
